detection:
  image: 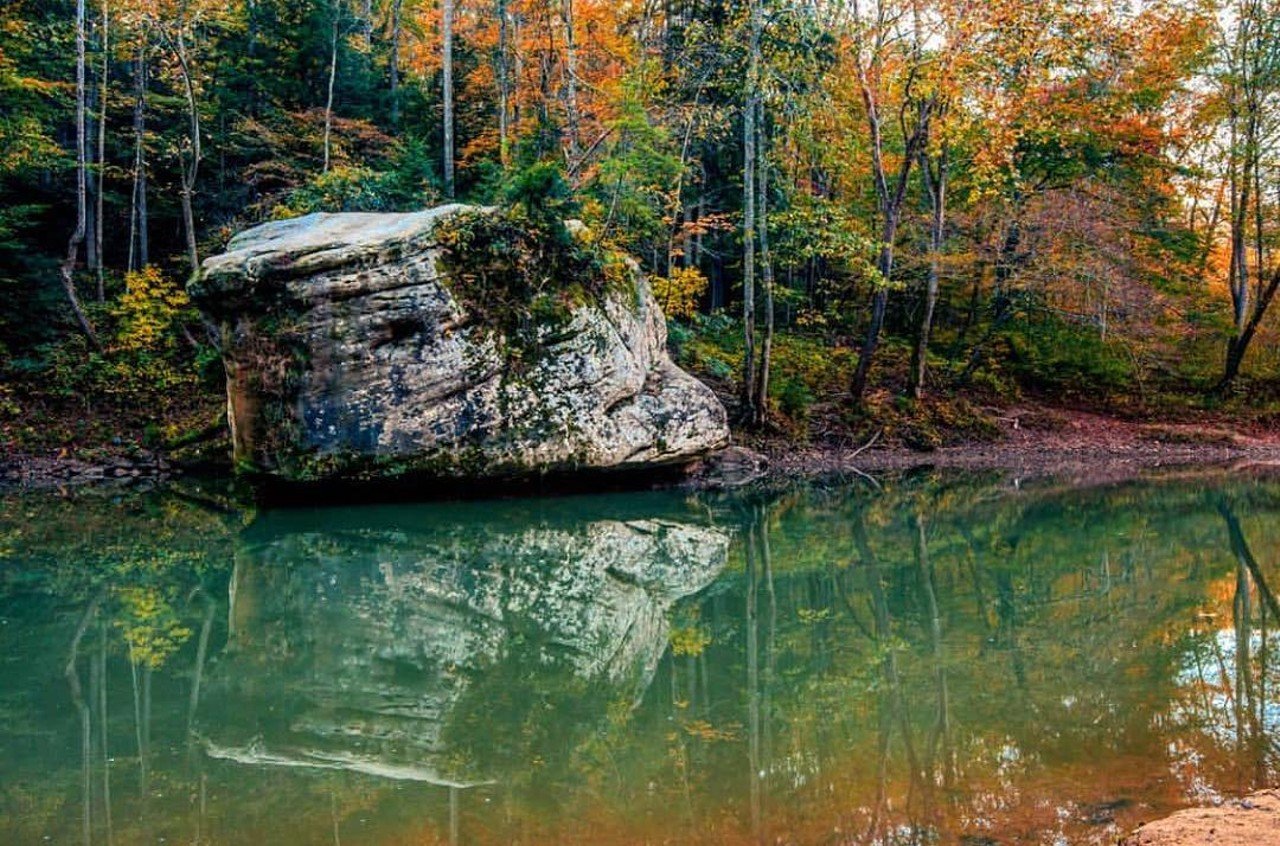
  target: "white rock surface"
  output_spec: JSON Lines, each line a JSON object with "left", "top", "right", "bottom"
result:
{"left": 193, "top": 205, "right": 730, "bottom": 482}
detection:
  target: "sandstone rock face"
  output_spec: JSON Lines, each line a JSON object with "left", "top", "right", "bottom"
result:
{"left": 192, "top": 205, "right": 729, "bottom": 482}
{"left": 201, "top": 499, "right": 730, "bottom": 785}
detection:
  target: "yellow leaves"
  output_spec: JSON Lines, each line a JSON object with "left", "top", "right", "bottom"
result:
{"left": 113, "top": 586, "right": 193, "bottom": 668}
{"left": 682, "top": 720, "right": 739, "bottom": 742}
{"left": 651, "top": 267, "right": 708, "bottom": 320}
{"left": 113, "top": 266, "right": 194, "bottom": 352}
{"left": 669, "top": 623, "right": 712, "bottom": 656}
{"left": 798, "top": 607, "right": 833, "bottom": 624}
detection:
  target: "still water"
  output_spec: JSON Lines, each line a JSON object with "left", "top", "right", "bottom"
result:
{"left": 3, "top": 470, "right": 1280, "bottom": 844}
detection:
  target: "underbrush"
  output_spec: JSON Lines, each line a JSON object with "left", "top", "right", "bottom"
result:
{"left": 667, "top": 308, "right": 1279, "bottom": 448}
{"left": 1, "top": 268, "right": 225, "bottom": 458}
{"left": 671, "top": 314, "right": 1006, "bottom": 448}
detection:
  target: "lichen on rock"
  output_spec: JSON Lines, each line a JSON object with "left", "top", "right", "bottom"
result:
{"left": 191, "top": 204, "right": 730, "bottom": 483}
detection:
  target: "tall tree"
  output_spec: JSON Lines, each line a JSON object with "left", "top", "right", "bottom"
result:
{"left": 753, "top": 94, "right": 774, "bottom": 426}
{"left": 740, "top": 0, "right": 762, "bottom": 419}
{"left": 60, "top": 0, "right": 102, "bottom": 350}
{"left": 560, "top": 0, "right": 580, "bottom": 162}
{"left": 94, "top": 0, "right": 109, "bottom": 301}
{"left": 127, "top": 29, "right": 148, "bottom": 273}
{"left": 908, "top": 0, "right": 975, "bottom": 398}
{"left": 1218, "top": 0, "right": 1280, "bottom": 389}
{"left": 323, "top": 2, "right": 340, "bottom": 174}
{"left": 496, "top": 0, "right": 511, "bottom": 164}
{"left": 158, "top": 16, "right": 203, "bottom": 274}
{"left": 845, "top": 0, "right": 929, "bottom": 401}
{"left": 390, "top": 0, "right": 403, "bottom": 127}
{"left": 442, "top": 0, "right": 455, "bottom": 197}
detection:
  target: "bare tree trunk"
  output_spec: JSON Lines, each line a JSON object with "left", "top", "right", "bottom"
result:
{"left": 855, "top": 247, "right": 896, "bottom": 399}
{"left": 94, "top": 0, "right": 109, "bottom": 301}
{"left": 84, "top": 11, "right": 99, "bottom": 279}
{"left": 664, "top": 86, "right": 704, "bottom": 274}
{"left": 170, "top": 27, "right": 201, "bottom": 274}
{"left": 1218, "top": 2, "right": 1277, "bottom": 391}
{"left": 849, "top": 18, "right": 927, "bottom": 402}
{"left": 911, "top": 144, "right": 947, "bottom": 399}
{"left": 695, "top": 193, "right": 705, "bottom": 279}
{"left": 60, "top": 0, "right": 102, "bottom": 351}
{"left": 390, "top": 0, "right": 402, "bottom": 127}
{"left": 496, "top": 0, "right": 510, "bottom": 164}
{"left": 85, "top": 95, "right": 98, "bottom": 275}
{"left": 442, "top": 0, "right": 455, "bottom": 197}
{"left": 1253, "top": 109, "right": 1266, "bottom": 303}
{"left": 512, "top": 13, "right": 523, "bottom": 129}
{"left": 1220, "top": 266, "right": 1280, "bottom": 390}
{"left": 128, "top": 34, "right": 148, "bottom": 272}
{"left": 753, "top": 96, "right": 773, "bottom": 427}
{"left": 560, "top": 0, "right": 580, "bottom": 162}
{"left": 246, "top": 0, "right": 259, "bottom": 114}
{"left": 740, "top": 0, "right": 761, "bottom": 418}
{"left": 1229, "top": 136, "right": 1251, "bottom": 337}
{"left": 323, "top": 13, "right": 339, "bottom": 174}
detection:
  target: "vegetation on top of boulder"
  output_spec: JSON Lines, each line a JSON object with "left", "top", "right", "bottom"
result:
{"left": 435, "top": 165, "right": 629, "bottom": 357}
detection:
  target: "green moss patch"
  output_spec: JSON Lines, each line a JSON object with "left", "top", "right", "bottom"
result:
{"left": 434, "top": 207, "right": 624, "bottom": 358}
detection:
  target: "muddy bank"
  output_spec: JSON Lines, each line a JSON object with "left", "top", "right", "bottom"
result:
{"left": 755, "top": 406, "right": 1280, "bottom": 483}
{"left": 1122, "top": 790, "right": 1280, "bottom": 845}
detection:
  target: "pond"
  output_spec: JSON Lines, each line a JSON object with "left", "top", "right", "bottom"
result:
{"left": 3, "top": 469, "right": 1280, "bottom": 844}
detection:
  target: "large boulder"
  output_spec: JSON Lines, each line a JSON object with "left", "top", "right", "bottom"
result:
{"left": 191, "top": 204, "right": 729, "bottom": 483}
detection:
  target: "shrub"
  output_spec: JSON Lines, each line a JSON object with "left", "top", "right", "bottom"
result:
{"left": 651, "top": 267, "right": 709, "bottom": 319}
{"left": 1004, "top": 315, "right": 1134, "bottom": 395}
{"left": 774, "top": 375, "right": 815, "bottom": 422}
{"left": 114, "top": 267, "right": 196, "bottom": 353}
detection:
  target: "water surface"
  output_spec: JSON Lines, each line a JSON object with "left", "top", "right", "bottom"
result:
{"left": 3, "top": 470, "right": 1280, "bottom": 844}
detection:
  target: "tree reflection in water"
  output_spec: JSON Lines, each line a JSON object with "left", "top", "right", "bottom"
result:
{"left": 5, "top": 472, "right": 1280, "bottom": 844}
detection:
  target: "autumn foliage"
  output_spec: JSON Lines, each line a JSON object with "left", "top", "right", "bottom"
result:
{"left": 2, "top": 0, "right": 1280, "bottom": 450}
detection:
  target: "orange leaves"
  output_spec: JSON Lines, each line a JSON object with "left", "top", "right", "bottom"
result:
{"left": 398, "top": 0, "right": 633, "bottom": 166}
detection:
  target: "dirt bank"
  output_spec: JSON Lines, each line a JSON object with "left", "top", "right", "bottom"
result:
{"left": 756, "top": 405, "right": 1280, "bottom": 482}
{"left": 1122, "top": 790, "right": 1280, "bottom": 845}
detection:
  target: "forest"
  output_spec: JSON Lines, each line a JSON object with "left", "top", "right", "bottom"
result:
{"left": 2, "top": 0, "right": 1280, "bottom": 456}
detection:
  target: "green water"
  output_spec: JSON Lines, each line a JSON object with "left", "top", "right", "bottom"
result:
{"left": 3, "top": 470, "right": 1280, "bottom": 845}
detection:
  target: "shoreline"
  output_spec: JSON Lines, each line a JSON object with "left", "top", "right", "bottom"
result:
{"left": 6, "top": 437, "right": 1280, "bottom": 497}
{"left": 5, "top": 403, "right": 1280, "bottom": 495}
{"left": 1121, "top": 789, "right": 1280, "bottom": 844}
{"left": 762, "top": 440, "right": 1280, "bottom": 480}
{"left": 750, "top": 404, "right": 1280, "bottom": 484}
